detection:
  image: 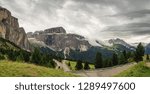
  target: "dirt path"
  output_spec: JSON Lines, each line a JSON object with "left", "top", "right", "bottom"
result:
{"left": 53, "top": 59, "right": 71, "bottom": 72}
{"left": 73, "top": 63, "right": 136, "bottom": 77}
{"left": 62, "top": 60, "right": 71, "bottom": 72}
{"left": 53, "top": 59, "right": 62, "bottom": 69}
{"left": 146, "top": 62, "right": 150, "bottom": 67}
{"left": 54, "top": 59, "right": 136, "bottom": 77}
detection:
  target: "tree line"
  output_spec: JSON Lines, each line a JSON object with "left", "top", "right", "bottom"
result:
{"left": 95, "top": 43, "right": 148, "bottom": 69}
{"left": 0, "top": 47, "right": 55, "bottom": 68}
{"left": 75, "top": 43, "right": 149, "bottom": 70}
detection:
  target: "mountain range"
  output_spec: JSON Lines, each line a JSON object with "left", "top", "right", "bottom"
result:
{"left": 27, "top": 27, "right": 138, "bottom": 62}
{"left": 0, "top": 6, "right": 150, "bottom": 63}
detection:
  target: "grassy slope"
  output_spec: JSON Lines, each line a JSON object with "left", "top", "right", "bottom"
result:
{"left": 116, "top": 62, "right": 150, "bottom": 77}
{"left": 65, "top": 60, "right": 95, "bottom": 71}
{"left": 0, "top": 60, "right": 76, "bottom": 77}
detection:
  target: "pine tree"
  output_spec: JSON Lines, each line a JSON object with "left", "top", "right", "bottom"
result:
{"left": 84, "top": 62, "right": 90, "bottom": 70}
{"left": 119, "top": 51, "right": 128, "bottom": 64}
{"left": 95, "top": 52, "right": 103, "bottom": 69}
{"left": 112, "top": 53, "right": 118, "bottom": 66}
{"left": 8, "top": 50, "right": 17, "bottom": 61}
{"left": 134, "top": 43, "right": 145, "bottom": 62}
{"left": 30, "top": 48, "right": 41, "bottom": 64}
{"left": 75, "top": 60, "right": 83, "bottom": 70}
{"left": 16, "top": 52, "right": 24, "bottom": 61}
{"left": 123, "top": 50, "right": 128, "bottom": 61}
{"left": 22, "top": 51, "right": 30, "bottom": 62}
{"left": 146, "top": 54, "right": 150, "bottom": 61}
{"left": 103, "top": 59, "right": 109, "bottom": 67}
{"left": 109, "top": 60, "right": 113, "bottom": 67}
{"left": 68, "top": 62, "right": 71, "bottom": 67}
{"left": 0, "top": 54, "right": 5, "bottom": 60}
{"left": 40, "top": 54, "right": 47, "bottom": 66}
{"left": 119, "top": 53, "right": 126, "bottom": 64}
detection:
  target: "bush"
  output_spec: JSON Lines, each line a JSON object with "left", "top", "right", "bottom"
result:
{"left": 84, "top": 62, "right": 90, "bottom": 70}
{"left": 75, "top": 60, "right": 83, "bottom": 70}
{"left": 67, "top": 62, "right": 71, "bottom": 67}
{"left": 95, "top": 52, "right": 103, "bottom": 69}
{"left": 112, "top": 53, "right": 118, "bottom": 66}
{"left": 30, "top": 48, "right": 41, "bottom": 64}
{"left": 0, "top": 54, "right": 5, "bottom": 60}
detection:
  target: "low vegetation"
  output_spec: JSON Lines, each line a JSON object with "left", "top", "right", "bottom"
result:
{"left": 116, "top": 62, "right": 150, "bottom": 77}
{"left": 0, "top": 60, "right": 76, "bottom": 77}
{"left": 66, "top": 60, "right": 95, "bottom": 71}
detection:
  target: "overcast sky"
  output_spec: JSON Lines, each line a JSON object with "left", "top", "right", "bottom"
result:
{"left": 1, "top": 0, "right": 150, "bottom": 43}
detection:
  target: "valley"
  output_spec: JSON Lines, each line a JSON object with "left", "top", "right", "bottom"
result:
{"left": 0, "top": 6, "right": 150, "bottom": 77}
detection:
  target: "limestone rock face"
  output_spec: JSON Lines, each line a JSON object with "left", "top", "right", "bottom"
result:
{"left": 0, "top": 6, "right": 30, "bottom": 50}
{"left": 28, "top": 27, "right": 91, "bottom": 52}
{"left": 27, "top": 27, "right": 66, "bottom": 38}
{"left": 0, "top": 22, "right": 6, "bottom": 38}
{"left": 0, "top": 7, "right": 11, "bottom": 21}
{"left": 44, "top": 27, "right": 66, "bottom": 34}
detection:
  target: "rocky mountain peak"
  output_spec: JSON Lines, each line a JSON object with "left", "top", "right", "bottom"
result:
{"left": 27, "top": 27, "right": 67, "bottom": 38}
{"left": 108, "top": 38, "right": 135, "bottom": 50}
{"left": 28, "top": 27, "right": 91, "bottom": 52}
{"left": 0, "top": 6, "right": 30, "bottom": 50}
{"left": 108, "top": 38, "right": 132, "bottom": 47}
{"left": 108, "top": 38, "right": 125, "bottom": 44}
{"left": 44, "top": 27, "right": 66, "bottom": 34}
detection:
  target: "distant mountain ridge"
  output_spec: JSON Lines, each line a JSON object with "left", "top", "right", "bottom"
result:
{"left": 27, "top": 27, "right": 137, "bottom": 62}
{"left": 96, "top": 38, "right": 136, "bottom": 53}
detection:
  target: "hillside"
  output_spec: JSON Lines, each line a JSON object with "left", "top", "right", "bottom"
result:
{"left": 0, "top": 37, "right": 20, "bottom": 49}
{"left": 0, "top": 60, "right": 76, "bottom": 77}
{"left": 0, "top": 38, "right": 76, "bottom": 77}
{"left": 0, "top": 37, "right": 31, "bottom": 61}
{"left": 116, "top": 62, "right": 150, "bottom": 77}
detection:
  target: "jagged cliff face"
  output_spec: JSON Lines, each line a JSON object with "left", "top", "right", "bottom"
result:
{"left": 0, "top": 6, "right": 30, "bottom": 50}
{"left": 27, "top": 27, "right": 91, "bottom": 58}
{"left": 28, "top": 27, "right": 91, "bottom": 51}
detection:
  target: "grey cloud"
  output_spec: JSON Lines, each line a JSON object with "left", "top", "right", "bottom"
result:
{"left": 111, "top": 9, "right": 150, "bottom": 19}
{"left": 104, "top": 23, "right": 150, "bottom": 36}
{"left": 1, "top": 0, "right": 150, "bottom": 43}
{"left": 75, "top": 0, "right": 150, "bottom": 12}
{"left": 1, "top": 0, "right": 25, "bottom": 13}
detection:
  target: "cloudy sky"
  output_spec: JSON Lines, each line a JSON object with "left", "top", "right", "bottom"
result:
{"left": 1, "top": 0, "right": 150, "bottom": 43}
